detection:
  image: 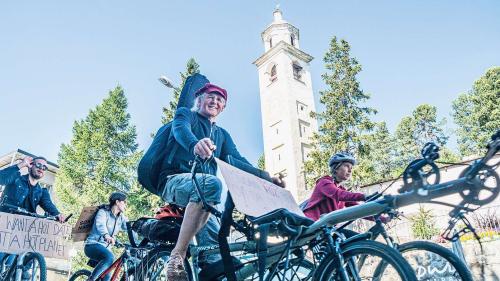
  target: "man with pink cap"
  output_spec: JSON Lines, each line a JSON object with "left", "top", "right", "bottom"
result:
{"left": 157, "top": 83, "right": 285, "bottom": 280}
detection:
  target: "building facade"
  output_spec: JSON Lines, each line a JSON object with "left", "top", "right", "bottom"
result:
{"left": 254, "top": 8, "right": 319, "bottom": 200}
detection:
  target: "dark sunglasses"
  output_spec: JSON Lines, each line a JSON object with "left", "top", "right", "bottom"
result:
{"left": 33, "top": 162, "right": 48, "bottom": 171}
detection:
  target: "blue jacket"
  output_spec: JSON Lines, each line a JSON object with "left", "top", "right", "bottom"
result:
{"left": 85, "top": 207, "right": 128, "bottom": 246}
{"left": 158, "top": 107, "right": 251, "bottom": 187}
{"left": 0, "top": 165, "right": 60, "bottom": 216}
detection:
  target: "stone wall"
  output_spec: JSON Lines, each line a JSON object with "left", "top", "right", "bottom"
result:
{"left": 460, "top": 239, "right": 500, "bottom": 281}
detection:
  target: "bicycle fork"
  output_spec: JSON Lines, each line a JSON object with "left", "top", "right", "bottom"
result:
{"left": 324, "top": 229, "right": 361, "bottom": 281}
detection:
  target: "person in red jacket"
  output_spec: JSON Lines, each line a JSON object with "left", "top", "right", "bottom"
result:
{"left": 303, "top": 152, "right": 365, "bottom": 221}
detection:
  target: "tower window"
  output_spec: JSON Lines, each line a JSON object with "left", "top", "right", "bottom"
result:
{"left": 291, "top": 35, "right": 295, "bottom": 46}
{"left": 270, "top": 65, "right": 277, "bottom": 82}
{"left": 293, "top": 63, "right": 303, "bottom": 80}
{"left": 269, "top": 38, "right": 273, "bottom": 48}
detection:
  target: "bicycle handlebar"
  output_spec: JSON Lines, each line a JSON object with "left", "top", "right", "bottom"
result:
{"left": 0, "top": 202, "right": 72, "bottom": 223}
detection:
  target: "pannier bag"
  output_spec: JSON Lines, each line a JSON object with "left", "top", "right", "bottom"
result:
{"left": 131, "top": 217, "right": 182, "bottom": 243}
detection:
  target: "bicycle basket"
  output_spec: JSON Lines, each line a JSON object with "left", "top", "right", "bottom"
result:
{"left": 131, "top": 217, "right": 182, "bottom": 243}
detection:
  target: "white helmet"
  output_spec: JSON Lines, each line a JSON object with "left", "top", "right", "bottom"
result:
{"left": 328, "top": 152, "right": 357, "bottom": 168}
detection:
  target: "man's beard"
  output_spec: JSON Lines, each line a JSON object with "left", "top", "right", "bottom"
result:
{"left": 30, "top": 168, "right": 43, "bottom": 180}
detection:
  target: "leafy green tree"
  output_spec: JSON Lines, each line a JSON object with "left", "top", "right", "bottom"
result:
{"left": 161, "top": 58, "right": 200, "bottom": 124}
{"left": 410, "top": 206, "right": 440, "bottom": 240}
{"left": 304, "top": 37, "right": 376, "bottom": 186}
{"left": 393, "top": 104, "right": 449, "bottom": 175}
{"left": 452, "top": 67, "right": 500, "bottom": 157}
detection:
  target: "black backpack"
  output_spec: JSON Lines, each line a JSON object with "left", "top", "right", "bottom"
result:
{"left": 138, "top": 73, "right": 209, "bottom": 195}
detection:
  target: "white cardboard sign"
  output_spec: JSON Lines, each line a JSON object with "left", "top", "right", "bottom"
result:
{"left": 0, "top": 212, "right": 71, "bottom": 259}
{"left": 215, "top": 158, "right": 304, "bottom": 217}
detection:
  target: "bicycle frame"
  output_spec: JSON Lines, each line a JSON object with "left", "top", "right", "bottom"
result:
{"left": 96, "top": 253, "right": 128, "bottom": 281}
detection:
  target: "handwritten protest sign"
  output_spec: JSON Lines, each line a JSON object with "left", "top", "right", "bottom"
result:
{"left": 215, "top": 158, "right": 304, "bottom": 217}
{"left": 71, "top": 206, "right": 99, "bottom": 242}
{"left": 0, "top": 212, "right": 71, "bottom": 259}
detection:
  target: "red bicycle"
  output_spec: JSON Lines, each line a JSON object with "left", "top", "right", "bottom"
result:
{"left": 68, "top": 239, "right": 151, "bottom": 281}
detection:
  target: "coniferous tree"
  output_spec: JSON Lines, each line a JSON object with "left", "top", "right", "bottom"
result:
{"left": 355, "top": 122, "right": 395, "bottom": 185}
{"left": 161, "top": 58, "right": 200, "bottom": 124}
{"left": 304, "top": 37, "right": 376, "bottom": 186}
{"left": 452, "top": 67, "right": 500, "bottom": 157}
{"left": 55, "top": 86, "right": 146, "bottom": 218}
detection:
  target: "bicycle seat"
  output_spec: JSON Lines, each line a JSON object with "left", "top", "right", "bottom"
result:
{"left": 248, "top": 208, "right": 314, "bottom": 229}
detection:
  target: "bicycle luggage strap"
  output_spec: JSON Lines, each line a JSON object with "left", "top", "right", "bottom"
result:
{"left": 218, "top": 195, "right": 238, "bottom": 281}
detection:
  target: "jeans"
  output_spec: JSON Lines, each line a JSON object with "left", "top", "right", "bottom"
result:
{"left": 84, "top": 243, "right": 115, "bottom": 281}
{"left": 161, "top": 173, "right": 223, "bottom": 265}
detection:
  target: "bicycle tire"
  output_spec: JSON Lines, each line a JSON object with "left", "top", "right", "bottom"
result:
{"left": 315, "top": 240, "right": 417, "bottom": 281}
{"left": 9, "top": 252, "right": 47, "bottom": 281}
{"left": 267, "top": 256, "right": 314, "bottom": 281}
{"left": 68, "top": 269, "right": 92, "bottom": 281}
{"left": 133, "top": 246, "right": 193, "bottom": 281}
{"left": 397, "top": 240, "right": 473, "bottom": 281}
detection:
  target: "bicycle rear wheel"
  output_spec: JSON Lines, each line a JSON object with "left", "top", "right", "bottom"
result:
{"left": 398, "top": 241, "right": 473, "bottom": 281}
{"left": 316, "top": 240, "right": 417, "bottom": 281}
{"left": 267, "top": 256, "right": 314, "bottom": 281}
{"left": 68, "top": 269, "right": 91, "bottom": 281}
{"left": 133, "top": 246, "right": 193, "bottom": 281}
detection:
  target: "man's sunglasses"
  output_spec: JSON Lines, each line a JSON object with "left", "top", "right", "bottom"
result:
{"left": 33, "top": 162, "right": 48, "bottom": 171}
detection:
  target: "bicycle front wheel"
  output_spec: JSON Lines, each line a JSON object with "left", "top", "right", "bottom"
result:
{"left": 68, "top": 269, "right": 91, "bottom": 281}
{"left": 15, "top": 252, "right": 47, "bottom": 281}
{"left": 398, "top": 240, "right": 473, "bottom": 281}
{"left": 316, "top": 240, "right": 417, "bottom": 281}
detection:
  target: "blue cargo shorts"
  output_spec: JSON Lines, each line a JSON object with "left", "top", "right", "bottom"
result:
{"left": 161, "top": 173, "right": 223, "bottom": 207}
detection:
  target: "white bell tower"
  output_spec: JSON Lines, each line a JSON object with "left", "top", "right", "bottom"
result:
{"left": 253, "top": 8, "right": 318, "bottom": 200}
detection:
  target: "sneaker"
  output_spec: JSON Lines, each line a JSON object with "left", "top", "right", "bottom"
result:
{"left": 166, "top": 254, "right": 188, "bottom": 281}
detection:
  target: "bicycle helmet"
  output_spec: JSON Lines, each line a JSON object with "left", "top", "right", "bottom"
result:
{"left": 328, "top": 152, "right": 357, "bottom": 169}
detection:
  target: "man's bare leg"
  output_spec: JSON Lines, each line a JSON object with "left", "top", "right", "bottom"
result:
{"left": 167, "top": 202, "right": 211, "bottom": 280}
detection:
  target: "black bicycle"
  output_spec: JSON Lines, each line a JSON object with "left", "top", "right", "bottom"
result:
{"left": 0, "top": 203, "right": 72, "bottom": 281}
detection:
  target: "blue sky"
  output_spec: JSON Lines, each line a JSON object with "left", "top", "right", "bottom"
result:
{"left": 1, "top": 1, "right": 499, "bottom": 166}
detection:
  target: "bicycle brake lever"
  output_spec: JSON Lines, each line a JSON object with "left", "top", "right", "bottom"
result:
{"left": 64, "top": 213, "right": 73, "bottom": 223}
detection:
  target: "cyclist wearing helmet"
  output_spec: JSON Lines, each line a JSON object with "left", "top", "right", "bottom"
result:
{"left": 303, "top": 152, "right": 366, "bottom": 221}
{"left": 84, "top": 192, "right": 128, "bottom": 281}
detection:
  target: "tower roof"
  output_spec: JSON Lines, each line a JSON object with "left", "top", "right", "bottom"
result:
{"left": 272, "top": 7, "right": 287, "bottom": 24}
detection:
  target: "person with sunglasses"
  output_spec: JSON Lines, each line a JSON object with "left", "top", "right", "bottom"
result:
{"left": 0, "top": 156, "right": 67, "bottom": 267}
{"left": 0, "top": 156, "right": 66, "bottom": 222}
